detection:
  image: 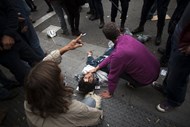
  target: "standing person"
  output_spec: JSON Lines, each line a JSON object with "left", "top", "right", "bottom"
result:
{"left": 152, "top": 2, "right": 190, "bottom": 113}
{"left": 158, "top": 0, "right": 190, "bottom": 67}
{"left": 50, "top": 0, "right": 69, "bottom": 35}
{"left": 25, "top": 0, "right": 37, "bottom": 12}
{"left": 44, "top": 0, "right": 54, "bottom": 13}
{"left": 132, "top": 0, "right": 171, "bottom": 46}
{"left": 110, "top": 0, "right": 131, "bottom": 32}
{"left": 93, "top": 0, "right": 105, "bottom": 28}
{"left": 0, "top": 0, "right": 42, "bottom": 85}
{"left": 63, "top": 0, "right": 82, "bottom": 36}
{"left": 90, "top": 22, "right": 160, "bottom": 98}
{"left": 10, "top": 0, "right": 45, "bottom": 59}
{"left": 25, "top": 36, "right": 103, "bottom": 127}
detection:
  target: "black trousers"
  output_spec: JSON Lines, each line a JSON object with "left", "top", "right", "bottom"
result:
{"left": 111, "top": 0, "right": 130, "bottom": 24}
{"left": 139, "top": 0, "right": 170, "bottom": 33}
{"left": 0, "top": 34, "right": 41, "bottom": 84}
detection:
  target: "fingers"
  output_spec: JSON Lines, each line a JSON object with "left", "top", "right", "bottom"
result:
{"left": 75, "top": 34, "right": 82, "bottom": 41}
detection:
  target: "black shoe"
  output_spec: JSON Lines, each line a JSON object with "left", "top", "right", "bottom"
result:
{"left": 46, "top": 8, "right": 53, "bottom": 13}
{"left": 157, "top": 47, "right": 166, "bottom": 55}
{"left": 132, "top": 26, "right": 144, "bottom": 34}
{"left": 62, "top": 30, "right": 69, "bottom": 36}
{"left": 87, "top": 11, "right": 92, "bottom": 14}
{"left": 75, "top": 30, "right": 81, "bottom": 36}
{"left": 99, "top": 21, "right": 104, "bottom": 29}
{"left": 151, "top": 81, "right": 166, "bottom": 95}
{"left": 120, "top": 25, "right": 125, "bottom": 32}
{"left": 89, "top": 15, "right": 99, "bottom": 21}
{"left": 160, "top": 55, "right": 169, "bottom": 67}
{"left": 157, "top": 100, "right": 176, "bottom": 113}
{"left": 155, "top": 35, "right": 162, "bottom": 46}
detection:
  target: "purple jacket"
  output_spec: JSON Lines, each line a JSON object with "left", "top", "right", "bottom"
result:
{"left": 99, "top": 35, "right": 160, "bottom": 94}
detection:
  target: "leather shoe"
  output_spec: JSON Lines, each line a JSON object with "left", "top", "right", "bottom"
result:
{"left": 155, "top": 35, "right": 161, "bottom": 46}
{"left": 99, "top": 22, "right": 104, "bottom": 29}
{"left": 89, "top": 15, "right": 99, "bottom": 21}
{"left": 132, "top": 26, "right": 144, "bottom": 34}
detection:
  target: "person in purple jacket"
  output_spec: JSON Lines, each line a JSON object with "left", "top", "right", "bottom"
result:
{"left": 90, "top": 22, "right": 160, "bottom": 98}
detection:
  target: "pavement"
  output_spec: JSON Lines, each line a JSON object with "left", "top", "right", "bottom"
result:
{"left": 1, "top": 0, "right": 190, "bottom": 127}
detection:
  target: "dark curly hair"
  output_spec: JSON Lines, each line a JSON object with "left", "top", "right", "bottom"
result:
{"left": 102, "top": 22, "right": 120, "bottom": 41}
{"left": 25, "top": 61, "right": 74, "bottom": 118}
{"left": 78, "top": 74, "right": 98, "bottom": 94}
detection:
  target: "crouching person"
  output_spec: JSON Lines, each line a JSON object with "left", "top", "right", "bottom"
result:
{"left": 24, "top": 35, "right": 103, "bottom": 127}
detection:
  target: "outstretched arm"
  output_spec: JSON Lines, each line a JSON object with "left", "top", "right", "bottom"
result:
{"left": 43, "top": 34, "right": 83, "bottom": 63}
{"left": 59, "top": 34, "right": 83, "bottom": 55}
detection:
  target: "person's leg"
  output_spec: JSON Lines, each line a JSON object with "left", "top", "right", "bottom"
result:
{"left": 0, "top": 51, "right": 30, "bottom": 85}
{"left": 13, "top": 35, "right": 42, "bottom": 66}
{"left": 163, "top": 38, "right": 190, "bottom": 107}
{"left": 120, "top": 73, "right": 145, "bottom": 88}
{"left": 89, "top": 0, "right": 99, "bottom": 20}
{"left": 94, "top": 0, "right": 104, "bottom": 28}
{"left": 21, "top": 17, "right": 45, "bottom": 59}
{"left": 70, "top": 13, "right": 75, "bottom": 35}
{"left": 147, "top": 0, "right": 157, "bottom": 20}
{"left": 51, "top": 0, "right": 69, "bottom": 34}
{"left": 44, "top": 0, "right": 53, "bottom": 13}
{"left": 155, "top": 0, "right": 170, "bottom": 45}
{"left": 132, "top": 0, "right": 155, "bottom": 34}
{"left": 81, "top": 97, "right": 96, "bottom": 108}
{"left": 74, "top": 10, "right": 81, "bottom": 36}
{"left": 120, "top": 0, "right": 130, "bottom": 32}
{"left": 111, "top": 0, "right": 119, "bottom": 22}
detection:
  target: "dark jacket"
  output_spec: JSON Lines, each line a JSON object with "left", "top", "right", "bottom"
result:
{"left": 0, "top": 0, "right": 18, "bottom": 40}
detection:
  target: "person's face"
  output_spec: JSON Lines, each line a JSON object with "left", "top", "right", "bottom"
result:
{"left": 83, "top": 72, "right": 94, "bottom": 83}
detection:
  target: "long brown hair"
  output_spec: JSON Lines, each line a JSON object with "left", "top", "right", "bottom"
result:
{"left": 25, "top": 61, "right": 74, "bottom": 118}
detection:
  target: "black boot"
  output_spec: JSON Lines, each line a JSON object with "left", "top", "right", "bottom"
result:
{"left": 120, "top": 20, "right": 125, "bottom": 32}
{"left": 99, "top": 18, "right": 104, "bottom": 29}
{"left": 155, "top": 31, "right": 162, "bottom": 46}
{"left": 132, "top": 26, "right": 144, "bottom": 34}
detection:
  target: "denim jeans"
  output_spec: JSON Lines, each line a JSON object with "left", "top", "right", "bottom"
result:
{"left": 86, "top": 47, "right": 114, "bottom": 73}
{"left": 51, "top": 0, "right": 69, "bottom": 33}
{"left": 0, "top": 35, "right": 41, "bottom": 84}
{"left": 81, "top": 97, "right": 96, "bottom": 108}
{"left": 12, "top": 0, "right": 45, "bottom": 59}
{"left": 163, "top": 25, "right": 190, "bottom": 107}
{"left": 111, "top": 0, "right": 130, "bottom": 23}
{"left": 21, "top": 17, "right": 45, "bottom": 59}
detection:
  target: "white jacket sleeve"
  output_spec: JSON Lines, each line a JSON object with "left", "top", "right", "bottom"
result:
{"left": 43, "top": 50, "right": 62, "bottom": 64}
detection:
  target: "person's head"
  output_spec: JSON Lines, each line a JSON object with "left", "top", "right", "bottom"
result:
{"left": 102, "top": 22, "right": 120, "bottom": 42}
{"left": 25, "top": 61, "right": 74, "bottom": 118}
{"left": 78, "top": 72, "right": 99, "bottom": 94}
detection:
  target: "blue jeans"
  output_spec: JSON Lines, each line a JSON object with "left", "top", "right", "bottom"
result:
{"left": 163, "top": 25, "right": 190, "bottom": 107}
{"left": 81, "top": 97, "right": 96, "bottom": 108}
{"left": 20, "top": 17, "right": 45, "bottom": 59}
{"left": 10, "top": 0, "right": 45, "bottom": 59}
{"left": 86, "top": 47, "right": 114, "bottom": 73}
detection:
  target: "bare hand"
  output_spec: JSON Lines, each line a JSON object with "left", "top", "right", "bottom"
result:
{"left": 99, "top": 90, "right": 112, "bottom": 99}
{"left": 179, "top": 43, "right": 190, "bottom": 55}
{"left": 66, "top": 34, "right": 83, "bottom": 50}
{"left": 1, "top": 35, "right": 15, "bottom": 50}
{"left": 89, "top": 66, "right": 99, "bottom": 73}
